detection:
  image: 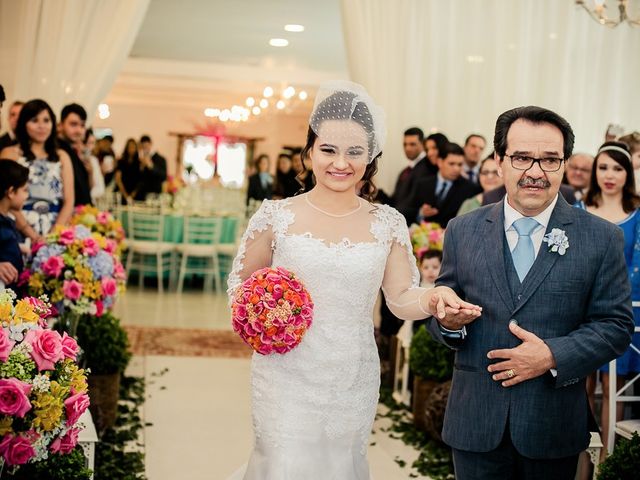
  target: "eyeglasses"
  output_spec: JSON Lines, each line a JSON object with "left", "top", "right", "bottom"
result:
{"left": 479, "top": 170, "right": 499, "bottom": 177}
{"left": 567, "top": 165, "right": 591, "bottom": 174}
{"left": 504, "top": 154, "right": 565, "bottom": 172}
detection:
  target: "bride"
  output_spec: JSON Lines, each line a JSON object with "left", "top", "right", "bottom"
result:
{"left": 227, "top": 81, "right": 480, "bottom": 479}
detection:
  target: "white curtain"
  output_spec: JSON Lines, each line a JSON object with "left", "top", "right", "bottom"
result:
{"left": 340, "top": 0, "right": 640, "bottom": 193}
{"left": 0, "top": 0, "right": 150, "bottom": 117}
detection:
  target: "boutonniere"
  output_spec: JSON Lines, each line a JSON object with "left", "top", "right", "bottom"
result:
{"left": 543, "top": 228, "right": 569, "bottom": 255}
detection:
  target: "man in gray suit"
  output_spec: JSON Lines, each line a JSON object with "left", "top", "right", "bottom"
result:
{"left": 428, "top": 106, "right": 634, "bottom": 479}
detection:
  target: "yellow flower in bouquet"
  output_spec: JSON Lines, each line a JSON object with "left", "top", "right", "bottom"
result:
{"left": 12, "top": 300, "right": 40, "bottom": 325}
{"left": 28, "top": 273, "right": 44, "bottom": 293}
{"left": 74, "top": 265, "right": 94, "bottom": 284}
{"left": 0, "top": 303, "right": 11, "bottom": 323}
{"left": 68, "top": 365, "right": 89, "bottom": 394}
{"left": 32, "top": 390, "right": 64, "bottom": 431}
{"left": 0, "top": 417, "right": 13, "bottom": 436}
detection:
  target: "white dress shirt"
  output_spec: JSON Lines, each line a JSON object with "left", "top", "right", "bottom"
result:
{"left": 503, "top": 194, "right": 559, "bottom": 257}
{"left": 408, "top": 151, "right": 427, "bottom": 168}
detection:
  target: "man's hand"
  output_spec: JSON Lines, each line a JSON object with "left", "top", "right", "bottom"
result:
{"left": 421, "top": 203, "right": 439, "bottom": 218}
{"left": 0, "top": 262, "right": 18, "bottom": 285}
{"left": 487, "top": 321, "right": 557, "bottom": 387}
{"left": 428, "top": 286, "right": 482, "bottom": 329}
{"left": 140, "top": 154, "right": 153, "bottom": 169}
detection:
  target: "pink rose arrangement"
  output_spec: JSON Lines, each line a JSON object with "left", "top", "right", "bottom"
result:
{"left": 408, "top": 221, "right": 445, "bottom": 258}
{"left": 22, "top": 224, "right": 126, "bottom": 317}
{"left": 0, "top": 290, "right": 90, "bottom": 471}
{"left": 70, "top": 205, "right": 126, "bottom": 257}
{"left": 231, "top": 267, "right": 314, "bottom": 355}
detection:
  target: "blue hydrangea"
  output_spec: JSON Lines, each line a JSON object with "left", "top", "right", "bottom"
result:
{"left": 73, "top": 224, "right": 92, "bottom": 240}
{"left": 32, "top": 244, "right": 66, "bottom": 270}
{"left": 88, "top": 251, "right": 114, "bottom": 279}
{"left": 103, "top": 296, "right": 114, "bottom": 308}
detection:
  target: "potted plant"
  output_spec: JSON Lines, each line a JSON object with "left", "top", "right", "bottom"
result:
{"left": 597, "top": 432, "right": 640, "bottom": 480}
{"left": 409, "top": 325, "right": 454, "bottom": 432}
{"left": 75, "top": 312, "right": 131, "bottom": 435}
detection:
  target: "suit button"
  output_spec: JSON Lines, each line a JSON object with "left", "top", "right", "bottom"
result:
{"left": 517, "top": 294, "right": 522, "bottom": 301}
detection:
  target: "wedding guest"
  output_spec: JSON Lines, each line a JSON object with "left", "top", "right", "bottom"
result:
{"left": 407, "top": 142, "right": 481, "bottom": 227}
{"left": 115, "top": 138, "right": 142, "bottom": 203}
{"left": 619, "top": 132, "right": 640, "bottom": 192}
{"left": 58, "top": 103, "right": 92, "bottom": 206}
{"left": 0, "top": 160, "right": 29, "bottom": 289}
{"left": 0, "top": 99, "right": 74, "bottom": 240}
{"left": 461, "top": 134, "right": 486, "bottom": 184}
{"left": 83, "top": 129, "right": 105, "bottom": 202}
{"left": 564, "top": 153, "right": 593, "bottom": 201}
{"left": 392, "top": 127, "right": 432, "bottom": 224}
{"left": 273, "top": 152, "right": 299, "bottom": 198}
{"left": 457, "top": 154, "right": 504, "bottom": 216}
{"left": 292, "top": 149, "right": 314, "bottom": 192}
{"left": 97, "top": 134, "right": 116, "bottom": 186}
{"left": 576, "top": 141, "right": 640, "bottom": 458}
{"left": 419, "top": 249, "right": 442, "bottom": 288}
{"left": 246, "top": 154, "right": 273, "bottom": 204}
{"left": 138, "top": 134, "right": 167, "bottom": 199}
{"left": 424, "top": 132, "right": 449, "bottom": 175}
{"left": 0, "top": 100, "right": 23, "bottom": 151}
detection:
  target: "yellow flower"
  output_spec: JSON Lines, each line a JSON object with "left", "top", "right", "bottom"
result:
{"left": 0, "top": 303, "right": 11, "bottom": 323}
{"left": 12, "top": 300, "right": 40, "bottom": 325}
{"left": 69, "top": 365, "right": 88, "bottom": 393}
{"left": 0, "top": 417, "right": 13, "bottom": 436}
{"left": 28, "top": 273, "right": 44, "bottom": 292}
{"left": 74, "top": 265, "right": 93, "bottom": 283}
{"left": 51, "top": 288, "right": 64, "bottom": 303}
{"left": 32, "top": 392, "right": 64, "bottom": 431}
{"left": 83, "top": 281, "right": 102, "bottom": 300}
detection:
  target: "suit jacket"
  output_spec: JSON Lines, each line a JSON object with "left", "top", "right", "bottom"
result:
{"left": 246, "top": 173, "right": 273, "bottom": 204}
{"left": 0, "top": 133, "right": 16, "bottom": 152}
{"left": 482, "top": 184, "right": 577, "bottom": 206}
{"left": 427, "top": 196, "right": 634, "bottom": 457}
{"left": 140, "top": 152, "right": 167, "bottom": 197}
{"left": 406, "top": 175, "right": 481, "bottom": 227}
{"left": 392, "top": 157, "right": 432, "bottom": 223}
{"left": 58, "top": 137, "right": 92, "bottom": 206}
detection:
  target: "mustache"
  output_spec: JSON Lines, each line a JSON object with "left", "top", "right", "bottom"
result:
{"left": 518, "top": 177, "right": 551, "bottom": 188}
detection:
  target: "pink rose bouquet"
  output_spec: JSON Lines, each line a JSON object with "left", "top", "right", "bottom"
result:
{"left": 0, "top": 290, "right": 90, "bottom": 471}
{"left": 71, "top": 205, "right": 126, "bottom": 257}
{"left": 231, "top": 267, "right": 314, "bottom": 355}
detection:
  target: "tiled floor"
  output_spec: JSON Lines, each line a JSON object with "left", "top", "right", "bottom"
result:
{"left": 118, "top": 287, "right": 429, "bottom": 479}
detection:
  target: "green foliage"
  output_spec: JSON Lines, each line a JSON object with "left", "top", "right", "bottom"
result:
{"left": 94, "top": 375, "right": 147, "bottom": 480}
{"left": 597, "top": 432, "right": 640, "bottom": 480}
{"left": 409, "top": 325, "right": 454, "bottom": 382}
{"left": 76, "top": 312, "right": 131, "bottom": 375}
{"left": 3, "top": 446, "right": 92, "bottom": 480}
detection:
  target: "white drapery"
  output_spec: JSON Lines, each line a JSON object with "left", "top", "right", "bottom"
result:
{"left": 340, "top": 0, "right": 640, "bottom": 193}
{"left": 0, "top": 0, "right": 150, "bottom": 117}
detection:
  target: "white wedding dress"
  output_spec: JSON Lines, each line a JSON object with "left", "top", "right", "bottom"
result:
{"left": 227, "top": 195, "right": 433, "bottom": 480}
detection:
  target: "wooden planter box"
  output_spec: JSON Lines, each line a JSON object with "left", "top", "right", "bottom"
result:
{"left": 88, "top": 373, "right": 120, "bottom": 435}
{"left": 412, "top": 376, "right": 438, "bottom": 431}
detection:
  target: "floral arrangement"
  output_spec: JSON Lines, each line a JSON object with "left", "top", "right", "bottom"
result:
{"left": 231, "top": 267, "right": 313, "bottom": 355}
{"left": 21, "top": 224, "right": 126, "bottom": 317}
{"left": 164, "top": 174, "right": 185, "bottom": 196}
{"left": 70, "top": 205, "right": 126, "bottom": 257}
{"left": 409, "top": 222, "right": 445, "bottom": 258}
{"left": 0, "top": 290, "right": 89, "bottom": 470}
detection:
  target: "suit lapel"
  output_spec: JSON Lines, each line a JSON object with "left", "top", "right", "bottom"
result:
{"left": 511, "top": 196, "right": 574, "bottom": 315}
{"left": 484, "top": 201, "right": 515, "bottom": 311}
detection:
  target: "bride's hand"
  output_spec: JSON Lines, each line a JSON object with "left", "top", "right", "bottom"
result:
{"left": 429, "top": 286, "right": 482, "bottom": 330}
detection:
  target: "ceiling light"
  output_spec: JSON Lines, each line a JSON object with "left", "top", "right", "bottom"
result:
{"left": 246, "top": 97, "right": 255, "bottom": 107}
{"left": 263, "top": 86, "right": 274, "bottom": 98}
{"left": 219, "top": 109, "right": 231, "bottom": 122}
{"left": 269, "top": 38, "right": 289, "bottom": 47}
{"left": 252, "top": 106, "right": 261, "bottom": 115}
{"left": 276, "top": 100, "right": 286, "bottom": 110}
{"left": 98, "top": 103, "right": 110, "bottom": 120}
{"left": 283, "top": 86, "right": 296, "bottom": 99}
{"left": 298, "top": 90, "right": 308, "bottom": 100}
{"left": 285, "top": 24, "right": 304, "bottom": 32}
{"left": 259, "top": 99, "right": 269, "bottom": 109}
{"left": 204, "top": 108, "right": 220, "bottom": 118}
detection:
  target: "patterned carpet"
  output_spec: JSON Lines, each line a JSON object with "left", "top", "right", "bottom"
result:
{"left": 124, "top": 326, "right": 252, "bottom": 359}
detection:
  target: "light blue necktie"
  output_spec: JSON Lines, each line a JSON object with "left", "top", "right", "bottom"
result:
{"left": 511, "top": 217, "right": 539, "bottom": 282}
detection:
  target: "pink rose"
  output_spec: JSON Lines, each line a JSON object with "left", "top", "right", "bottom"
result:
{"left": 64, "top": 391, "right": 90, "bottom": 426}
{"left": 0, "top": 433, "right": 37, "bottom": 466}
{"left": 95, "top": 300, "right": 104, "bottom": 317}
{"left": 272, "top": 284, "right": 284, "bottom": 300}
{"left": 43, "top": 256, "right": 65, "bottom": 278}
{"left": 63, "top": 280, "right": 83, "bottom": 301}
{"left": 31, "top": 241, "right": 45, "bottom": 255}
{"left": 82, "top": 237, "right": 99, "bottom": 256}
{"left": 0, "top": 379, "right": 32, "bottom": 417}
{"left": 60, "top": 333, "right": 79, "bottom": 361}
{"left": 17, "top": 270, "right": 31, "bottom": 287}
{"left": 24, "top": 329, "right": 63, "bottom": 371}
{"left": 113, "top": 262, "right": 126, "bottom": 280}
{"left": 101, "top": 278, "right": 117, "bottom": 297}
{"left": 104, "top": 239, "right": 117, "bottom": 254}
{"left": 96, "top": 211, "right": 110, "bottom": 225}
{"left": 49, "top": 428, "right": 80, "bottom": 454}
{"left": 58, "top": 229, "right": 75, "bottom": 245}
{"left": 0, "top": 329, "right": 15, "bottom": 362}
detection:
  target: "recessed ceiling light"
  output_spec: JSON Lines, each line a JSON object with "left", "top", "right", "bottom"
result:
{"left": 204, "top": 107, "right": 220, "bottom": 118}
{"left": 259, "top": 99, "right": 269, "bottom": 109}
{"left": 263, "top": 87, "right": 274, "bottom": 98}
{"left": 269, "top": 38, "right": 289, "bottom": 47}
{"left": 246, "top": 97, "right": 255, "bottom": 107}
{"left": 285, "top": 24, "right": 304, "bottom": 32}
{"left": 298, "top": 91, "right": 308, "bottom": 100}
{"left": 276, "top": 100, "right": 286, "bottom": 110}
{"left": 283, "top": 86, "right": 296, "bottom": 99}
{"left": 252, "top": 106, "right": 261, "bottom": 115}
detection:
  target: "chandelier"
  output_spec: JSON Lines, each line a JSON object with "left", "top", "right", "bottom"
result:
{"left": 576, "top": 0, "right": 640, "bottom": 27}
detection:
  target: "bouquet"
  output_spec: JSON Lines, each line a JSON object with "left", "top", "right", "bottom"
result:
{"left": 71, "top": 205, "right": 126, "bottom": 257}
{"left": 0, "top": 290, "right": 90, "bottom": 471}
{"left": 22, "top": 224, "right": 126, "bottom": 318}
{"left": 409, "top": 221, "right": 445, "bottom": 258}
{"left": 231, "top": 267, "right": 313, "bottom": 355}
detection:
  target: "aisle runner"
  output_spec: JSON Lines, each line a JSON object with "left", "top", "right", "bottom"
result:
{"left": 124, "top": 326, "right": 251, "bottom": 358}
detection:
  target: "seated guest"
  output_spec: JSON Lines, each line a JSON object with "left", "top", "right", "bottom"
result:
{"left": 246, "top": 154, "right": 273, "bottom": 204}
{"left": 457, "top": 154, "right": 504, "bottom": 216}
{"left": 406, "top": 142, "right": 481, "bottom": 227}
{"left": 0, "top": 100, "right": 23, "bottom": 151}
{"left": 0, "top": 160, "right": 29, "bottom": 289}
{"left": 0, "top": 99, "right": 75, "bottom": 240}
{"left": 273, "top": 152, "right": 299, "bottom": 198}
{"left": 115, "top": 138, "right": 142, "bottom": 203}
{"left": 424, "top": 132, "right": 449, "bottom": 176}
{"left": 461, "top": 134, "right": 486, "bottom": 184}
{"left": 563, "top": 152, "right": 593, "bottom": 201}
{"left": 58, "top": 103, "right": 92, "bottom": 206}
{"left": 138, "top": 135, "right": 167, "bottom": 199}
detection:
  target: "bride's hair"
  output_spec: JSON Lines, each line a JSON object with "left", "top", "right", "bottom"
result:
{"left": 300, "top": 90, "right": 382, "bottom": 202}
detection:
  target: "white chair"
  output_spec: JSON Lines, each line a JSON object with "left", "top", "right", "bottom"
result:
{"left": 175, "top": 215, "right": 224, "bottom": 293}
{"left": 125, "top": 207, "right": 175, "bottom": 293}
{"left": 392, "top": 321, "right": 414, "bottom": 406}
{"left": 217, "top": 216, "right": 246, "bottom": 285}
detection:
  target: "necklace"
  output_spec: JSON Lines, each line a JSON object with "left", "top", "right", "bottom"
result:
{"left": 305, "top": 194, "right": 362, "bottom": 218}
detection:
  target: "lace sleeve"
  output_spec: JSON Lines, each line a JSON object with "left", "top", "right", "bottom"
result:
{"left": 378, "top": 206, "right": 434, "bottom": 320}
{"left": 226, "top": 201, "right": 277, "bottom": 304}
